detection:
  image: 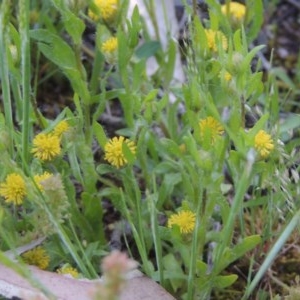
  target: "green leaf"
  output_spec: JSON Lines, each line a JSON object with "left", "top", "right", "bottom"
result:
{"left": 279, "top": 113, "right": 300, "bottom": 135}
{"left": 160, "top": 138, "right": 182, "bottom": 157}
{"left": 241, "top": 45, "right": 265, "bottom": 73}
{"left": 157, "top": 225, "right": 172, "bottom": 240}
{"left": 117, "top": 31, "right": 133, "bottom": 90}
{"left": 164, "top": 39, "right": 177, "bottom": 85}
{"left": 118, "top": 93, "right": 135, "bottom": 127}
{"left": 62, "top": 9, "right": 85, "bottom": 45}
{"left": 231, "top": 235, "right": 261, "bottom": 259}
{"left": 81, "top": 192, "right": 103, "bottom": 240}
{"left": 67, "top": 145, "right": 84, "bottom": 185}
{"left": 246, "top": 0, "right": 264, "bottom": 43}
{"left": 214, "top": 274, "right": 238, "bottom": 289}
{"left": 122, "top": 140, "right": 136, "bottom": 165}
{"left": 98, "top": 186, "right": 120, "bottom": 198}
{"left": 247, "top": 113, "right": 270, "bottom": 137}
{"left": 157, "top": 173, "right": 182, "bottom": 209}
{"left": 30, "top": 29, "right": 76, "bottom": 68}
{"left": 93, "top": 121, "right": 107, "bottom": 149}
{"left": 96, "top": 164, "right": 116, "bottom": 175}
{"left": 30, "top": 29, "right": 89, "bottom": 100}
{"left": 196, "top": 260, "right": 208, "bottom": 276}
{"left": 246, "top": 72, "right": 264, "bottom": 99}
{"left": 135, "top": 41, "right": 161, "bottom": 60}
{"left": 270, "top": 67, "right": 296, "bottom": 90}
{"left": 154, "top": 161, "right": 177, "bottom": 174}
{"left": 51, "top": 0, "right": 85, "bottom": 44}
{"left": 217, "top": 196, "right": 231, "bottom": 225}
{"left": 193, "top": 17, "right": 207, "bottom": 56}
{"left": 144, "top": 89, "right": 159, "bottom": 102}
{"left": 132, "top": 59, "right": 146, "bottom": 91}
{"left": 162, "top": 253, "right": 186, "bottom": 292}
{"left": 233, "top": 29, "right": 242, "bottom": 52}
{"left": 126, "top": 6, "right": 142, "bottom": 49}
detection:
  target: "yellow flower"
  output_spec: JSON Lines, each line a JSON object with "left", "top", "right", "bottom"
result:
{"left": 168, "top": 210, "right": 196, "bottom": 234}
{"left": 21, "top": 247, "right": 50, "bottom": 270}
{"left": 204, "top": 29, "right": 228, "bottom": 52}
{"left": 224, "top": 71, "right": 232, "bottom": 82}
{"left": 34, "top": 172, "right": 53, "bottom": 191}
{"left": 199, "top": 116, "right": 224, "bottom": 143}
{"left": 101, "top": 37, "right": 118, "bottom": 54}
{"left": 101, "top": 37, "right": 118, "bottom": 64}
{"left": 254, "top": 130, "right": 274, "bottom": 158}
{"left": 31, "top": 133, "right": 61, "bottom": 161}
{"left": 221, "top": 2, "right": 246, "bottom": 23}
{"left": 88, "top": 0, "right": 118, "bottom": 22}
{"left": 0, "top": 173, "right": 26, "bottom": 205}
{"left": 53, "top": 120, "right": 70, "bottom": 137}
{"left": 57, "top": 265, "right": 79, "bottom": 278}
{"left": 104, "top": 136, "right": 136, "bottom": 168}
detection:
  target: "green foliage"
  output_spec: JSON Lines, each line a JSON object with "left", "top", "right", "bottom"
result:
{"left": 30, "top": 29, "right": 89, "bottom": 101}
{"left": 0, "top": 1, "right": 299, "bottom": 299}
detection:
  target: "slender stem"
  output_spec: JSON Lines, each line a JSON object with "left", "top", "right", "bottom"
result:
{"left": 192, "top": 0, "right": 197, "bottom": 17}
{"left": 214, "top": 156, "right": 254, "bottom": 275}
{"left": 68, "top": 220, "right": 98, "bottom": 278}
{"left": 128, "top": 168, "right": 144, "bottom": 246}
{"left": 89, "top": 49, "right": 104, "bottom": 96}
{"left": 146, "top": 0, "right": 160, "bottom": 41}
{"left": 0, "top": 0, "right": 14, "bottom": 155}
{"left": 10, "top": 77, "right": 22, "bottom": 122}
{"left": 31, "top": 49, "right": 46, "bottom": 129}
{"left": 19, "top": 0, "right": 31, "bottom": 169}
{"left": 74, "top": 42, "right": 93, "bottom": 145}
{"left": 121, "top": 190, "right": 152, "bottom": 277}
{"left": 187, "top": 185, "right": 203, "bottom": 299}
{"left": 241, "top": 95, "right": 245, "bottom": 128}
{"left": 150, "top": 178, "right": 164, "bottom": 286}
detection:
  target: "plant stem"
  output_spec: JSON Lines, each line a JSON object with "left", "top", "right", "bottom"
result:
{"left": 192, "top": 0, "right": 197, "bottom": 17}
{"left": 214, "top": 154, "right": 254, "bottom": 275}
{"left": 0, "top": 0, "right": 14, "bottom": 155}
{"left": 187, "top": 185, "right": 204, "bottom": 299}
{"left": 149, "top": 179, "right": 164, "bottom": 286}
{"left": 241, "top": 95, "right": 245, "bottom": 129}
{"left": 121, "top": 190, "right": 152, "bottom": 277}
{"left": 19, "top": 0, "right": 31, "bottom": 169}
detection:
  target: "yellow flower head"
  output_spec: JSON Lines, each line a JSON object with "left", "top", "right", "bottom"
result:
{"left": 88, "top": 0, "right": 118, "bottom": 22}
{"left": 101, "top": 37, "right": 118, "bottom": 54}
{"left": 221, "top": 2, "right": 246, "bottom": 23}
{"left": 57, "top": 265, "right": 79, "bottom": 278}
{"left": 0, "top": 173, "right": 26, "bottom": 205}
{"left": 254, "top": 130, "right": 274, "bottom": 158}
{"left": 53, "top": 120, "right": 70, "bottom": 137}
{"left": 104, "top": 136, "right": 136, "bottom": 168}
{"left": 101, "top": 37, "right": 118, "bottom": 64}
{"left": 34, "top": 172, "right": 53, "bottom": 191}
{"left": 168, "top": 210, "right": 196, "bottom": 234}
{"left": 199, "top": 116, "right": 224, "bottom": 143}
{"left": 224, "top": 71, "right": 232, "bottom": 82}
{"left": 21, "top": 247, "right": 50, "bottom": 270}
{"left": 31, "top": 133, "right": 61, "bottom": 161}
{"left": 204, "top": 29, "right": 228, "bottom": 52}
